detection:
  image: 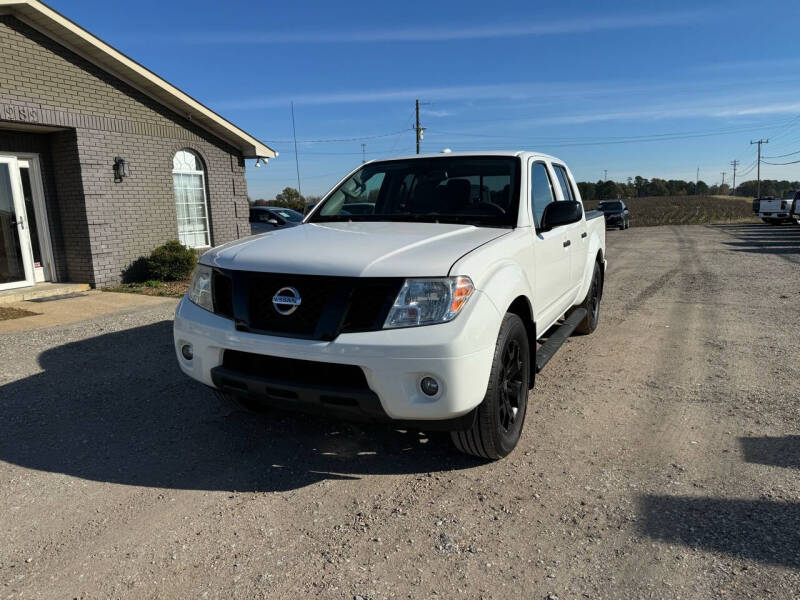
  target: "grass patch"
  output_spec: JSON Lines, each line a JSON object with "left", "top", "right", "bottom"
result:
{"left": 585, "top": 195, "right": 759, "bottom": 227}
{"left": 103, "top": 279, "right": 189, "bottom": 298}
{"left": 0, "top": 306, "right": 40, "bottom": 321}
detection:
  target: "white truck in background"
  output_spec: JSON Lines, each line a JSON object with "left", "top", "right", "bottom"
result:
{"left": 788, "top": 191, "right": 800, "bottom": 225}
{"left": 758, "top": 194, "right": 796, "bottom": 225}
{"left": 174, "top": 151, "right": 606, "bottom": 459}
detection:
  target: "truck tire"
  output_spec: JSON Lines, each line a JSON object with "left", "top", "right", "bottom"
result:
{"left": 450, "top": 313, "right": 530, "bottom": 460}
{"left": 572, "top": 262, "right": 602, "bottom": 335}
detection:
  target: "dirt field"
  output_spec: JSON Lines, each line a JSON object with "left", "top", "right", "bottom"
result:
{"left": 584, "top": 195, "right": 757, "bottom": 226}
{"left": 1, "top": 223, "right": 799, "bottom": 599}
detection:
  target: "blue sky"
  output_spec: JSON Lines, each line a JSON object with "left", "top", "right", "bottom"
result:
{"left": 57, "top": 0, "right": 800, "bottom": 198}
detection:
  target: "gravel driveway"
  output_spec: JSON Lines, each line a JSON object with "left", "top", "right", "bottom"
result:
{"left": 1, "top": 223, "right": 799, "bottom": 599}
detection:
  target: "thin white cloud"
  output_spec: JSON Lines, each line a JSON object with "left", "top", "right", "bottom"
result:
{"left": 214, "top": 77, "right": 800, "bottom": 111}
{"left": 698, "top": 57, "right": 800, "bottom": 72}
{"left": 144, "top": 10, "right": 709, "bottom": 45}
{"left": 215, "top": 82, "right": 589, "bottom": 109}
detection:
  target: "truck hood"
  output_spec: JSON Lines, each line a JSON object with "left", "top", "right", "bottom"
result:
{"left": 201, "top": 221, "right": 510, "bottom": 277}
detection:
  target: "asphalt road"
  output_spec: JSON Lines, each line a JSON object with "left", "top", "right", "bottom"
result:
{"left": 1, "top": 223, "right": 799, "bottom": 599}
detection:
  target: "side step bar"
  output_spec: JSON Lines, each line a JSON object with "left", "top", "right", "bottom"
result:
{"left": 535, "top": 308, "right": 587, "bottom": 373}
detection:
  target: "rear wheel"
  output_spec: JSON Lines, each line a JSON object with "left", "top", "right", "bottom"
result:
{"left": 572, "top": 262, "right": 602, "bottom": 335}
{"left": 451, "top": 313, "right": 530, "bottom": 460}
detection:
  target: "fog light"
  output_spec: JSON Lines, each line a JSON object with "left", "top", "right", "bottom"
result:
{"left": 420, "top": 376, "right": 439, "bottom": 396}
{"left": 181, "top": 344, "right": 193, "bottom": 360}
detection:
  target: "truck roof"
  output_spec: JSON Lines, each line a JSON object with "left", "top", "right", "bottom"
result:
{"left": 374, "top": 150, "right": 563, "bottom": 162}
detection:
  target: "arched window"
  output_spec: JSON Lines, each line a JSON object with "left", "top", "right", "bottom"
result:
{"left": 172, "top": 149, "right": 211, "bottom": 248}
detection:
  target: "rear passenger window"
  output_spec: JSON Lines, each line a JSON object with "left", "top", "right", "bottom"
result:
{"left": 530, "top": 162, "right": 555, "bottom": 229}
{"left": 553, "top": 165, "right": 575, "bottom": 201}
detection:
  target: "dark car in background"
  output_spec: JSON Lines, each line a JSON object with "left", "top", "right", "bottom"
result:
{"left": 597, "top": 200, "right": 630, "bottom": 230}
{"left": 249, "top": 206, "right": 304, "bottom": 234}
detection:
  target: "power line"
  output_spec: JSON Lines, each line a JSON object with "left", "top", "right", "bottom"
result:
{"left": 428, "top": 126, "right": 785, "bottom": 148}
{"left": 762, "top": 158, "right": 800, "bottom": 165}
{"left": 432, "top": 120, "right": 795, "bottom": 143}
{"left": 737, "top": 159, "right": 758, "bottom": 178}
{"left": 264, "top": 129, "right": 409, "bottom": 144}
{"left": 763, "top": 148, "right": 800, "bottom": 159}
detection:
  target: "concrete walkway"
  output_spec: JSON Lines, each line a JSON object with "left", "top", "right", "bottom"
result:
{"left": 0, "top": 282, "right": 91, "bottom": 305}
{"left": 0, "top": 290, "right": 177, "bottom": 334}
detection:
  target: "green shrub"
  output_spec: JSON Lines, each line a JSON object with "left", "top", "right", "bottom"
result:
{"left": 146, "top": 240, "right": 196, "bottom": 281}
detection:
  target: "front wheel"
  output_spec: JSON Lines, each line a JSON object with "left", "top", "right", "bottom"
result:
{"left": 451, "top": 313, "right": 530, "bottom": 460}
{"left": 572, "top": 262, "right": 602, "bottom": 335}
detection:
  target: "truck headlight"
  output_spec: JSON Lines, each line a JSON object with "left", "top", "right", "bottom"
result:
{"left": 384, "top": 276, "right": 474, "bottom": 328}
{"left": 188, "top": 264, "right": 214, "bottom": 312}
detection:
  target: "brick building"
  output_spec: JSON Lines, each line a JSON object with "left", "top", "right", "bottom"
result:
{"left": 0, "top": 0, "right": 274, "bottom": 290}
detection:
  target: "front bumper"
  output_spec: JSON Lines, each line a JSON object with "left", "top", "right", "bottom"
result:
{"left": 173, "top": 290, "right": 500, "bottom": 421}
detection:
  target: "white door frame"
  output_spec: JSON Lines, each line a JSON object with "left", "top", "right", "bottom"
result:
{"left": 0, "top": 155, "right": 35, "bottom": 291}
{"left": 16, "top": 153, "right": 56, "bottom": 282}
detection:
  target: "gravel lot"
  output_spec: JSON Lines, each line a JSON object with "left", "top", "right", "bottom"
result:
{"left": 1, "top": 223, "right": 799, "bottom": 599}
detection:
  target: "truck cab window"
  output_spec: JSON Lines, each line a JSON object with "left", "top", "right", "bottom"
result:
{"left": 552, "top": 165, "right": 575, "bottom": 202}
{"left": 530, "top": 162, "right": 555, "bottom": 229}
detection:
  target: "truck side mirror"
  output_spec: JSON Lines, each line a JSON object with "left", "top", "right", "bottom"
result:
{"left": 540, "top": 201, "right": 582, "bottom": 231}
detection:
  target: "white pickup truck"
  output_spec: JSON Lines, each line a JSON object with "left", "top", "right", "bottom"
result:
{"left": 174, "top": 151, "right": 606, "bottom": 459}
{"left": 758, "top": 194, "right": 796, "bottom": 224}
{"left": 784, "top": 190, "right": 800, "bottom": 225}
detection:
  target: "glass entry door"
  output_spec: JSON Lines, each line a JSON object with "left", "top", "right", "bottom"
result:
{"left": 0, "top": 156, "right": 34, "bottom": 290}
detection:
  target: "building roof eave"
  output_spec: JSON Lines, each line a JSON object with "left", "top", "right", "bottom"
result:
{"left": 0, "top": 0, "right": 275, "bottom": 159}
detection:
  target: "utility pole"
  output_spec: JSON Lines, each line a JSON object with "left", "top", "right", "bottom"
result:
{"left": 414, "top": 99, "right": 426, "bottom": 154}
{"left": 290, "top": 101, "right": 301, "bottom": 197}
{"left": 730, "top": 160, "right": 739, "bottom": 196}
{"left": 750, "top": 139, "right": 769, "bottom": 198}
{"left": 604, "top": 169, "right": 608, "bottom": 181}
{"left": 361, "top": 143, "right": 366, "bottom": 164}
{"left": 721, "top": 172, "right": 726, "bottom": 190}
{"left": 696, "top": 167, "right": 699, "bottom": 189}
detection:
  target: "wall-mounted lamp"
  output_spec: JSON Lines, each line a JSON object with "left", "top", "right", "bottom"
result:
{"left": 113, "top": 156, "right": 129, "bottom": 183}
{"left": 255, "top": 157, "right": 269, "bottom": 168}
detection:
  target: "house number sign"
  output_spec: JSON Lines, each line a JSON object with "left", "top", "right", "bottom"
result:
{"left": 2, "top": 104, "right": 39, "bottom": 123}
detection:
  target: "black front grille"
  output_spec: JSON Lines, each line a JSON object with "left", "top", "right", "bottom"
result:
{"left": 212, "top": 270, "right": 234, "bottom": 319}
{"left": 249, "top": 274, "right": 338, "bottom": 337}
{"left": 340, "top": 281, "right": 400, "bottom": 332}
{"left": 222, "top": 350, "right": 370, "bottom": 390}
{"left": 210, "top": 269, "right": 403, "bottom": 341}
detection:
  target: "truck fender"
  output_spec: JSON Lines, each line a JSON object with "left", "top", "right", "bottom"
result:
{"left": 476, "top": 260, "right": 536, "bottom": 333}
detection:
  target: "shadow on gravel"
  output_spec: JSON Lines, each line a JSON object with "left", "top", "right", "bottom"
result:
{"left": 740, "top": 436, "right": 800, "bottom": 469}
{"left": 713, "top": 223, "right": 800, "bottom": 259}
{"left": 0, "top": 321, "right": 480, "bottom": 492}
{"left": 639, "top": 495, "right": 800, "bottom": 567}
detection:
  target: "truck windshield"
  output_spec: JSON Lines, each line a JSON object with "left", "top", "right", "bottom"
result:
{"left": 598, "top": 202, "right": 623, "bottom": 211}
{"left": 308, "top": 156, "right": 521, "bottom": 228}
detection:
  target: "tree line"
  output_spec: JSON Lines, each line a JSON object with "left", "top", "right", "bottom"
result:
{"left": 577, "top": 177, "right": 800, "bottom": 200}
{"left": 249, "top": 187, "right": 322, "bottom": 213}
{"left": 254, "top": 178, "right": 800, "bottom": 209}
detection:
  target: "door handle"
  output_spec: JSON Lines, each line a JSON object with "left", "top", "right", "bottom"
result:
{"left": 563, "top": 240, "right": 571, "bottom": 247}
{"left": 10, "top": 215, "right": 24, "bottom": 229}
{"left": 581, "top": 232, "right": 587, "bottom": 238}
